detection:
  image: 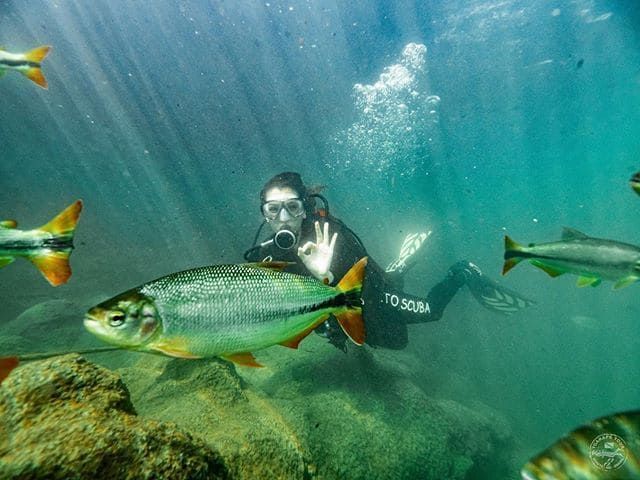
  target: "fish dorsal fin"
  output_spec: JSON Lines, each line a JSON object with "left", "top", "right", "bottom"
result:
{"left": 38, "top": 200, "right": 82, "bottom": 236}
{"left": 561, "top": 227, "right": 589, "bottom": 241}
{"left": 222, "top": 352, "right": 263, "bottom": 367}
{"left": 0, "top": 220, "right": 17, "bottom": 228}
{"left": 247, "top": 261, "right": 293, "bottom": 271}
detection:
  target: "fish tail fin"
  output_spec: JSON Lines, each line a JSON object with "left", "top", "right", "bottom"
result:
{"left": 334, "top": 257, "right": 368, "bottom": 346}
{"left": 38, "top": 200, "right": 83, "bottom": 237}
{"left": 23, "top": 45, "right": 51, "bottom": 63}
{"left": 28, "top": 200, "right": 82, "bottom": 286}
{"left": 334, "top": 310, "right": 365, "bottom": 346}
{"left": 502, "top": 235, "right": 524, "bottom": 275}
{"left": 336, "top": 256, "right": 368, "bottom": 296}
{"left": 23, "top": 67, "right": 48, "bottom": 89}
{"left": 21, "top": 46, "right": 51, "bottom": 89}
{"left": 0, "top": 356, "right": 19, "bottom": 384}
{"left": 30, "top": 251, "right": 72, "bottom": 286}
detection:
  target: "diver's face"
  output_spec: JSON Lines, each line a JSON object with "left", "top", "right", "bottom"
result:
{"left": 263, "top": 187, "right": 306, "bottom": 235}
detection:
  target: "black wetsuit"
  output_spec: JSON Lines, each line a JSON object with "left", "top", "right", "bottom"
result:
{"left": 244, "top": 212, "right": 469, "bottom": 350}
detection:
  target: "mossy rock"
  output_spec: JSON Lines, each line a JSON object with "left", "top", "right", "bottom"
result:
{"left": 0, "top": 354, "right": 227, "bottom": 480}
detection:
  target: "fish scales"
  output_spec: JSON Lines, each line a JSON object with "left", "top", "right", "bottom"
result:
{"left": 141, "top": 264, "right": 340, "bottom": 355}
{"left": 504, "top": 229, "right": 640, "bottom": 287}
{"left": 84, "top": 257, "right": 367, "bottom": 363}
{"left": 526, "top": 240, "right": 640, "bottom": 278}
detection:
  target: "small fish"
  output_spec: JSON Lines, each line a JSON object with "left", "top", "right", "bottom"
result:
{"left": 503, "top": 227, "right": 640, "bottom": 289}
{"left": 0, "top": 200, "right": 82, "bottom": 286}
{"left": 521, "top": 410, "right": 640, "bottom": 479}
{"left": 0, "top": 45, "right": 52, "bottom": 89}
{"left": 630, "top": 171, "right": 640, "bottom": 196}
{"left": 84, "top": 258, "right": 368, "bottom": 366}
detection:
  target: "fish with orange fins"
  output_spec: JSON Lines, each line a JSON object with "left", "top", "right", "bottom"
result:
{"left": 521, "top": 409, "right": 640, "bottom": 479}
{"left": 0, "top": 200, "right": 82, "bottom": 286}
{"left": 503, "top": 228, "right": 640, "bottom": 289}
{"left": 84, "top": 258, "right": 368, "bottom": 367}
{"left": 0, "top": 45, "right": 52, "bottom": 89}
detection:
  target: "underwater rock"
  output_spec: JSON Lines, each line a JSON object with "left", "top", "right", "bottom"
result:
{"left": 120, "top": 355, "right": 307, "bottom": 480}
{"left": 244, "top": 344, "right": 517, "bottom": 479}
{"left": 117, "top": 342, "right": 516, "bottom": 480}
{"left": 0, "top": 354, "right": 227, "bottom": 480}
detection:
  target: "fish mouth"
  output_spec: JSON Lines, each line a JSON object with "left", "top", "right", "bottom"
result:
{"left": 83, "top": 315, "right": 106, "bottom": 336}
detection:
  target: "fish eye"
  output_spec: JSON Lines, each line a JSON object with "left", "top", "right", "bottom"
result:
{"left": 108, "top": 312, "right": 126, "bottom": 327}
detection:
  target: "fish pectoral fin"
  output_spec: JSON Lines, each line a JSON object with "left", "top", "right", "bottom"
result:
{"left": 335, "top": 309, "right": 365, "bottom": 346}
{"left": 222, "top": 352, "right": 263, "bottom": 368}
{"left": 0, "top": 220, "right": 17, "bottom": 228}
{"left": 29, "top": 251, "right": 71, "bottom": 286}
{"left": 150, "top": 339, "right": 202, "bottom": 359}
{"left": 247, "top": 261, "right": 293, "bottom": 271}
{"left": 561, "top": 227, "right": 590, "bottom": 241}
{"left": 530, "top": 261, "right": 564, "bottom": 278}
{"left": 576, "top": 276, "right": 601, "bottom": 287}
{"left": 0, "top": 256, "right": 15, "bottom": 268}
{"left": 613, "top": 276, "right": 638, "bottom": 290}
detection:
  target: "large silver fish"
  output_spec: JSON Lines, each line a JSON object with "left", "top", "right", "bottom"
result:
{"left": 0, "top": 200, "right": 82, "bottom": 286}
{"left": 521, "top": 410, "right": 640, "bottom": 479}
{"left": 503, "top": 227, "right": 640, "bottom": 288}
{"left": 84, "top": 258, "right": 367, "bottom": 366}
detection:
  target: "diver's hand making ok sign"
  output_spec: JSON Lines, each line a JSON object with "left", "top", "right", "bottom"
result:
{"left": 298, "top": 221, "right": 338, "bottom": 284}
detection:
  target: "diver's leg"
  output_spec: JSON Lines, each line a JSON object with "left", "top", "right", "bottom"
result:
{"left": 421, "top": 260, "right": 535, "bottom": 322}
{"left": 459, "top": 260, "right": 535, "bottom": 314}
{"left": 420, "top": 263, "right": 468, "bottom": 323}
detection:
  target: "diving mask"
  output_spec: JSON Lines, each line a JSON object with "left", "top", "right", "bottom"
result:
{"left": 262, "top": 198, "right": 305, "bottom": 220}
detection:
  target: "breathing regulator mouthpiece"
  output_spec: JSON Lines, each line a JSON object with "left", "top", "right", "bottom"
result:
{"left": 261, "top": 229, "right": 297, "bottom": 250}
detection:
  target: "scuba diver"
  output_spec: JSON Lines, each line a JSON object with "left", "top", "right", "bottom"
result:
{"left": 244, "top": 172, "right": 533, "bottom": 351}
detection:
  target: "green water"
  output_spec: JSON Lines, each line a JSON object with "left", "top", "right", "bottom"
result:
{"left": 1, "top": 1, "right": 639, "bottom": 478}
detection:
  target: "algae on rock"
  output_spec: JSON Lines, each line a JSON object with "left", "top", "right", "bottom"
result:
{"left": 0, "top": 354, "right": 227, "bottom": 480}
